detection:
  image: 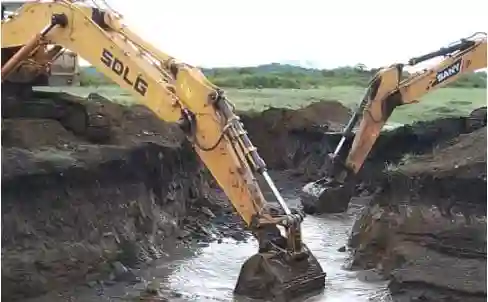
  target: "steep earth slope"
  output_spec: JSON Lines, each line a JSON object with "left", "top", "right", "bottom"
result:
{"left": 241, "top": 102, "right": 487, "bottom": 302}
{"left": 1, "top": 91, "right": 241, "bottom": 301}
{"left": 349, "top": 127, "right": 487, "bottom": 302}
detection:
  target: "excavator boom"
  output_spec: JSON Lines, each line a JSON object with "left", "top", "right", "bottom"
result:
{"left": 1, "top": 1, "right": 325, "bottom": 300}
{"left": 302, "top": 32, "right": 487, "bottom": 214}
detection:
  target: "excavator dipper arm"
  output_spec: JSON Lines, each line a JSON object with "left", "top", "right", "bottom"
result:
{"left": 302, "top": 33, "right": 487, "bottom": 214}
{"left": 1, "top": 1, "right": 325, "bottom": 300}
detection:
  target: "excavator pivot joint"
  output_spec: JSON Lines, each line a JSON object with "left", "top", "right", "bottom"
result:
{"left": 51, "top": 13, "right": 68, "bottom": 27}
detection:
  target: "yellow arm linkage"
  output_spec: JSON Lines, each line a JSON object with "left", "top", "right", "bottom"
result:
{"left": 1, "top": 1, "right": 304, "bottom": 251}
{"left": 343, "top": 33, "right": 487, "bottom": 175}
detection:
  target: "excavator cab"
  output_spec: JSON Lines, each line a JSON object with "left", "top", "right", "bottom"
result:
{"left": 1, "top": 1, "right": 326, "bottom": 300}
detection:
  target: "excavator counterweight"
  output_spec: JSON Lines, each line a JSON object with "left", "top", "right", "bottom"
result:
{"left": 301, "top": 32, "right": 487, "bottom": 214}
{"left": 1, "top": 1, "right": 325, "bottom": 300}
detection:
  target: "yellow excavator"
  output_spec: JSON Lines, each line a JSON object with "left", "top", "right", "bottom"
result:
{"left": 301, "top": 32, "right": 487, "bottom": 214}
{"left": 1, "top": 1, "right": 326, "bottom": 300}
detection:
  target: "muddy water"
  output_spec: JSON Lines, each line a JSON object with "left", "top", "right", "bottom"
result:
{"left": 156, "top": 173, "right": 391, "bottom": 302}
{"left": 162, "top": 217, "right": 390, "bottom": 302}
{"left": 26, "top": 172, "right": 391, "bottom": 302}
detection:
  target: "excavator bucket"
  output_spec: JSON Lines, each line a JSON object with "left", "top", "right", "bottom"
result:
{"left": 234, "top": 246, "right": 326, "bottom": 301}
{"left": 301, "top": 179, "right": 354, "bottom": 214}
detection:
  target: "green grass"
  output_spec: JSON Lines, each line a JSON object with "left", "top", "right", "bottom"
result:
{"left": 37, "top": 85, "right": 486, "bottom": 125}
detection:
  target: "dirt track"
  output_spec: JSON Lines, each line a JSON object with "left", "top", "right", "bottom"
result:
{"left": 1, "top": 90, "right": 487, "bottom": 301}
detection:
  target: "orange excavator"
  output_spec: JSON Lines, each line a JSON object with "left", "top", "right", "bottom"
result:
{"left": 301, "top": 32, "right": 487, "bottom": 214}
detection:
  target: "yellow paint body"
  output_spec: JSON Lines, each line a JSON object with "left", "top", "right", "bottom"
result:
{"left": 1, "top": 2, "right": 329, "bottom": 299}
{"left": 347, "top": 37, "right": 487, "bottom": 174}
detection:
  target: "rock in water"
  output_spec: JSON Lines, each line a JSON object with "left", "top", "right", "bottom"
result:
{"left": 300, "top": 181, "right": 352, "bottom": 214}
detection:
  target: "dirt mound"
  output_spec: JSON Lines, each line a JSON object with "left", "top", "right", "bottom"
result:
{"left": 241, "top": 102, "right": 485, "bottom": 184}
{"left": 239, "top": 100, "right": 351, "bottom": 170}
{"left": 349, "top": 126, "right": 487, "bottom": 302}
{"left": 400, "top": 127, "right": 486, "bottom": 179}
{"left": 241, "top": 100, "right": 351, "bottom": 131}
{"left": 2, "top": 91, "right": 184, "bottom": 149}
{"left": 1, "top": 91, "right": 243, "bottom": 301}
{"left": 2, "top": 119, "right": 84, "bottom": 148}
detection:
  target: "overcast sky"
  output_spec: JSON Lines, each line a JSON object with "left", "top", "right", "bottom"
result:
{"left": 80, "top": 0, "right": 486, "bottom": 69}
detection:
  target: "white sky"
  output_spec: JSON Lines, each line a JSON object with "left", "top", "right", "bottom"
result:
{"left": 19, "top": 0, "right": 487, "bottom": 69}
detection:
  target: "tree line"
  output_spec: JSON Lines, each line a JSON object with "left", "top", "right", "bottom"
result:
{"left": 79, "top": 63, "right": 487, "bottom": 89}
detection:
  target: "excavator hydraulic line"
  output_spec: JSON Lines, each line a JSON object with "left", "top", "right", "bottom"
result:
{"left": 212, "top": 91, "right": 294, "bottom": 216}
{"left": 301, "top": 32, "right": 487, "bottom": 215}
{"left": 1, "top": 1, "right": 326, "bottom": 300}
{"left": 408, "top": 37, "right": 476, "bottom": 65}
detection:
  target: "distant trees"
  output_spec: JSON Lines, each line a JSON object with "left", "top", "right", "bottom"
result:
{"left": 79, "top": 63, "right": 487, "bottom": 89}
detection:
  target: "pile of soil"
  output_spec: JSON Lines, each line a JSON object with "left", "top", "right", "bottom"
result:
{"left": 1, "top": 91, "right": 244, "bottom": 301}
{"left": 241, "top": 103, "right": 483, "bottom": 184}
{"left": 400, "top": 128, "right": 486, "bottom": 179}
{"left": 349, "top": 126, "right": 487, "bottom": 302}
{"left": 239, "top": 100, "right": 352, "bottom": 170}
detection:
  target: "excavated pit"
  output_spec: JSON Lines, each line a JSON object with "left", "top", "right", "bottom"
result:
{"left": 1, "top": 89, "right": 486, "bottom": 301}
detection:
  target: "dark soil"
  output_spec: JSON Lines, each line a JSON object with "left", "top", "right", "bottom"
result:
{"left": 349, "top": 126, "right": 487, "bottom": 302}
{"left": 1, "top": 91, "right": 244, "bottom": 301}
{"left": 239, "top": 100, "right": 352, "bottom": 170}
{"left": 2, "top": 88, "right": 486, "bottom": 302}
{"left": 242, "top": 103, "right": 484, "bottom": 185}
{"left": 242, "top": 101, "right": 486, "bottom": 302}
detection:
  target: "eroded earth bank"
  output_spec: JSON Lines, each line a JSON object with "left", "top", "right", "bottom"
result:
{"left": 1, "top": 91, "right": 246, "bottom": 301}
{"left": 1, "top": 90, "right": 487, "bottom": 301}
{"left": 349, "top": 125, "right": 487, "bottom": 302}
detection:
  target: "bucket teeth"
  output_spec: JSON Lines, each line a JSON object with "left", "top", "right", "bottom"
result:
{"left": 234, "top": 246, "right": 326, "bottom": 301}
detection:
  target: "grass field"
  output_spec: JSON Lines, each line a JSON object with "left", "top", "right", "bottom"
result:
{"left": 38, "top": 85, "right": 487, "bottom": 125}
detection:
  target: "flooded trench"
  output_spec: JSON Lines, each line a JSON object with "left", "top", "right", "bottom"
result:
{"left": 161, "top": 173, "right": 390, "bottom": 302}
{"left": 161, "top": 215, "right": 389, "bottom": 302}
{"left": 4, "top": 91, "right": 485, "bottom": 302}
{"left": 25, "top": 172, "right": 390, "bottom": 302}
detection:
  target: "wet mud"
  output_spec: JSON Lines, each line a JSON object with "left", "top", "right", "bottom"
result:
{"left": 1, "top": 89, "right": 486, "bottom": 302}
